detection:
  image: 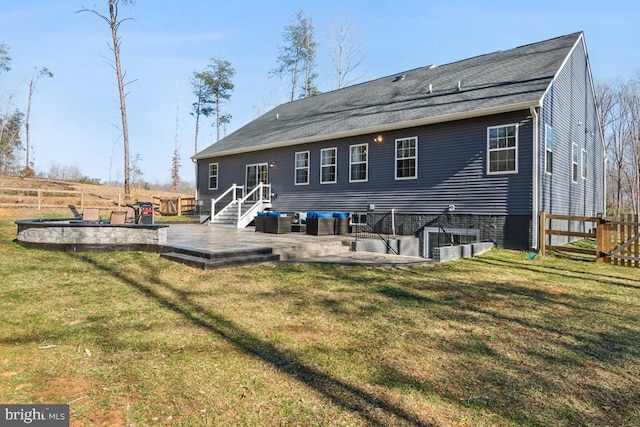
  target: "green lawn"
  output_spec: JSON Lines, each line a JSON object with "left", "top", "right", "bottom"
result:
{"left": 1, "top": 218, "right": 639, "bottom": 426}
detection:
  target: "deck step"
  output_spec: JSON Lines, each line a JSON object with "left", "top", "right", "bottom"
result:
{"left": 161, "top": 251, "right": 280, "bottom": 270}
{"left": 165, "top": 245, "right": 274, "bottom": 260}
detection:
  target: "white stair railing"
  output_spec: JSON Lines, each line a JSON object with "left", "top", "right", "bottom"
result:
{"left": 236, "top": 183, "right": 272, "bottom": 228}
{"left": 210, "top": 184, "right": 243, "bottom": 223}
{"left": 209, "top": 183, "right": 272, "bottom": 228}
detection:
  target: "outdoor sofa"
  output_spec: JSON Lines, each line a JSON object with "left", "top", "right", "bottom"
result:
{"left": 255, "top": 211, "right": 291, "bottom": 234}
{"left": 306, "top": 212, "right": 350, "bottom": 235}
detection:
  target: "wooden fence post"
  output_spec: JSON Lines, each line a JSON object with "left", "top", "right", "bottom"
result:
{"left": 539, "top": 211, "right": 546, "bottom": 256}
{"left": 37, "top": 189, "right": 42, "bottom": 210}
{"left": 178, "top": 196, "right": 182, "bottom": 216}
{"left": 596, "top": 214, "right": 606, "bottom": 263}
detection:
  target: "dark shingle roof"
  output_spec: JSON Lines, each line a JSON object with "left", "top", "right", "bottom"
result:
{"left": 195, "top": 32, "right": 582, "bottom": 159}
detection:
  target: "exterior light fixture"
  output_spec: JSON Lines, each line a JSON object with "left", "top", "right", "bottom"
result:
{"left": 269, "top": 161, "right": 276, "bottom": 168}
{"left": 373, "top": 135, "right": 384, "bottom": 144}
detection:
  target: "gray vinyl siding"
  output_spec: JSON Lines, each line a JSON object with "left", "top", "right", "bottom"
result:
{"left": 539, "top": 39, "right": 605, "bottom": 218}
{"left": 198, "top": 110, "right": 533, "bottom": 216}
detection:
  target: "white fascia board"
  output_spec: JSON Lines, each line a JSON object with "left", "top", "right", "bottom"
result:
{"left": 192, "top": 100, "right": 540, "bottom": 160}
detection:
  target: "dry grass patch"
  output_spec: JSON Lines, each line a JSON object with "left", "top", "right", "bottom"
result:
{"left": 1, "top": 218, "right": 639, "bottom": 426}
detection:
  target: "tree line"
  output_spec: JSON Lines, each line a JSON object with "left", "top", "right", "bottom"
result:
{"left": 597, "top": 77, "right": 640, "bottom": 216}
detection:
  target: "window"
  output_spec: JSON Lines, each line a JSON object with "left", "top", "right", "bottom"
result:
{"left": 487, "top": 124, "right": 518, "bottom": 174}
{"left": 350, "top": 143, "right": 368, "bottom": 182}
{"left": 320, "top": 147, "right": 337, "bottom": 184}
{"left": 395, "top": 137, "right": 418, "bottom": 179}
{"left": 572, "top": 143, "right": 579, "bottom": 183}
{"left": 582, "top": 149, "right": 587, "bottom": 180}
{"left": 208, "top": 163, "right": 218, "bottom": 190}
{"left": 545, "top": 125, "right": 553, "bottom": 175}
{"left": 295, "top": 151, "right": 309, "bottom": 185}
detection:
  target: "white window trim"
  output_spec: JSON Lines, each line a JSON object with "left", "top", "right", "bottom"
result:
{"left": 572, "top": 143, "right": 579, "bottom": 183}
{"left": 349, "top": 143, "right": 368, "bottom": 183}
{"left": 487, "top": 123, "right": 519, "bottom": 175}
{"left": 395, "top": 136, "right": 418, "bottom": 180}
{"left": 208, "top": 162, "right": 218, "bottom": 190}
{"left": 320, "top": 147, "right": 337, "bottom": 184}
{"left": 545, "top": 125, "right": 553, "bottom": 175}
{"left": 294, "top": 151, "right": 310, "bottom": 185}
{"left": 581, "top": 148, "right": 587, "bottom": 180}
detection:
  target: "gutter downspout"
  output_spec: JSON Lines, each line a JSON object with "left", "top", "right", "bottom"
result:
{"left": 530, "top": 106, "right": 540, "bottom": 250}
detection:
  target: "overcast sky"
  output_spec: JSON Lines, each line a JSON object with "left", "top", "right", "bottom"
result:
{"left": 1, "top": 0, "right": 639, "bottom": 184}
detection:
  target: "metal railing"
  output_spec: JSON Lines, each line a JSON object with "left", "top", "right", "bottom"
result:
{"left": 353, "top": 211, "right": 399, "bottom": 255}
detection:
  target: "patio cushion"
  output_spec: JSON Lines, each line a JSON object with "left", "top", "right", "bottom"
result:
{"left": 316, "top": 212, "right": 333, "bottom": 219}
{"left": 333, "top": 212, "right": 349, "bottom": 218}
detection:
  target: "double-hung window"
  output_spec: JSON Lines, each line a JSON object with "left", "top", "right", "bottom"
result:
{"left": 395, "top": 137, "right": 417, "bottom": 179}
{"left": 572, "top": 143, "right": 579, "bottom": 183}
{"left": 349, "top": 143, "right": 368, "bottom": 182}
{"left": 295, "top": 151, "right": 309, "bottom": 185}
{"left": 545, "top": 125, "right": 553, "bottom": 175}
{"left": 320, "top": 147, "right": 337, "bottom": 184}
{"left": 581, "top": 149, "right": 587, "bottom": 180}
{"left": 487, "top": 124, "right": 518, "bottom": 174}
{"left": 208, "top": 163, "right": 218, "bottom": 190}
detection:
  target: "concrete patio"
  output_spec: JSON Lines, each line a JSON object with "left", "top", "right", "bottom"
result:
{"left": 165, "top": 223, "right": 434, "bottom": 267}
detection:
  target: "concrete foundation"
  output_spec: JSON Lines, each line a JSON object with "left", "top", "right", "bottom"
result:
{"left": 432, "top": 242, "right": 494, "bottom": 262}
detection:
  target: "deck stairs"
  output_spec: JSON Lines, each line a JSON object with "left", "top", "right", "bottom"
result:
{"left": 161, "top": 245, "right": 280, "bottom": 270}
{"left": 210, "top": 183, "right": 272, "bottom": 228}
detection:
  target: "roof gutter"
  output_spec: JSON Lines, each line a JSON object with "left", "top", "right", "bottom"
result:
{"left": 193, "top": 100, "right": 541, "bottom": 160}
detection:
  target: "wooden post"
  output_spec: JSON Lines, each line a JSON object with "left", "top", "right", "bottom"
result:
{"left": 539, "top": 211, "right": 546, "bottom": 256}
{"left": 37, "top": 189, "right": 42, "bottom": 210}
{"left": 177, "top": 196, "right": 182, "bottom": 216}
{"left": 81, "top": 191, "right": 84, "bottom": 211}
{"left": 596, "top": 214, "right": 606, "bottom": 263}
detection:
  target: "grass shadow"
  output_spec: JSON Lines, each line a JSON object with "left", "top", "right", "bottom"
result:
{"left": 73, "top": 253, "right": 434, "bottom": 427}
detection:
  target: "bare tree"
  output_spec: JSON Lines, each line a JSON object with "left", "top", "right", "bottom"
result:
{"left": 190, "top": 71, "right": 214, "bottom": 154}
{"left": 78, "top": 0, "right": 135, "bottom": 198}
{"left": 24, "top": 66, "right": 53, "bottom": 173}
{"left": 327, "top": 16, "right": 365, "bottom": 89}
{"left": 597, "top": 78, "right": 640, "bottom": 215}
{"left": 171, "top": 98, "right": 180, "bottom": 193}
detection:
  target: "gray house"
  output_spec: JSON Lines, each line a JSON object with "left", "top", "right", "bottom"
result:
{"left": 193, "top": 32, "right": 605, "bottom": 251}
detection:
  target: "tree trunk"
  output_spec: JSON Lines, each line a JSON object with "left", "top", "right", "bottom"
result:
{"left": 109, "top": 0, "right": 130, "bottom": 198}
